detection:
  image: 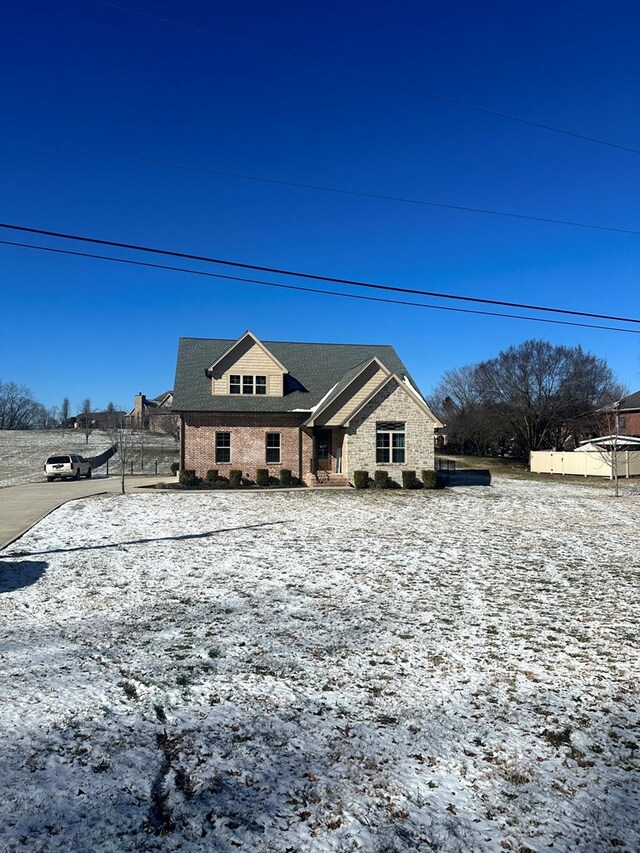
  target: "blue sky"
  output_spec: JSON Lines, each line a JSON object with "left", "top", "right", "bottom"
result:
{"left": 1, "top": 0, "right": 639, "bottom": 412}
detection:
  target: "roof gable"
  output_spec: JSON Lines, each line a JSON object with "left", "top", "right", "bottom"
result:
{"left": 305, "top": 356, "right": 390, "bottom": 426}
{"left": 205, "top": 331, "right": 288, "bottom": 376}
{"left": 340, "top": 373, "right": 444, "bottom": 428}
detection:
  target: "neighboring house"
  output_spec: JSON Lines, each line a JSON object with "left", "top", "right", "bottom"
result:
{"left": 614, "top": 390, "right": 640, "bottom": 437}
{"left": 128, "top": 391, "right": 177, "bottom": 434}
{"left": 584, "top": 390, "right": 640, "bottom": 443}
{"left": 65, "top": 410, "right": 125, "bottom": 430}
{"left": 172, "top": 331, "right": 443, "bottom": 486}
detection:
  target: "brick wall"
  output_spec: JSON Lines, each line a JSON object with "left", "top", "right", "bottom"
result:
{"left": 622, "top": 411, "right": 640, "bottom": 436}
{"left": 346, "top": 381, "right": 436, "bottom": 484}
{"left": 183, "top": 412, "right": 305, "bottom": 480}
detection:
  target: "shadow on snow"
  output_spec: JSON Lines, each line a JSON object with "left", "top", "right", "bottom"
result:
{"left": 0, "top": 559, "right": 47, "bottom": 593}
{"left": 5, "top": 521, "right": 290, "bottom": 558}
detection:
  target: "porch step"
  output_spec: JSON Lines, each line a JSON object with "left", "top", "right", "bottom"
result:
{"left": 310, "top": 475, "right": 349, "bottom": 488}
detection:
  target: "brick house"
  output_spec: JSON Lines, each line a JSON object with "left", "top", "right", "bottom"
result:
{"left": 128, "top": 390, "right": 177, "bottom": 435}
{"left": 172, "top": 331, "right": 442, "bottom": 486}
{"left": 616, "top": 391, "right": 640, "bottom": 437}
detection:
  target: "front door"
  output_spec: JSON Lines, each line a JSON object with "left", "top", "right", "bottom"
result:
{"left": 315, "top": 429, "right": 332, "bottom": 471}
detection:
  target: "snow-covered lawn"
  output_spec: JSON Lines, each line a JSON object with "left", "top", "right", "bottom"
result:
{"left": 0, "top": 430, "right": 178, "bottom": 488}
{"left": 1, "top": 480, "right": 639, "bottom": 852}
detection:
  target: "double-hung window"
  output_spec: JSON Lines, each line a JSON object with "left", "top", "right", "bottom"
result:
{"left": 266, "top": 432, "right": 281, "bottom": 463}
{"left": 376, "top": 422, "right": 405, "bottom": 464}
{"left": 229, "top": 375, "right": 241, "bottom": 395}
{"left": 215, "top": 432, "right": 231, "bottom": 463}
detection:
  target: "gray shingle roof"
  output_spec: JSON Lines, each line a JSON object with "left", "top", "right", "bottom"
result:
{"left": 619, "top": 390, "right": 640, "bottom": 411}
{"left": 172, "top": 337, "right": 415, "bottom": 413}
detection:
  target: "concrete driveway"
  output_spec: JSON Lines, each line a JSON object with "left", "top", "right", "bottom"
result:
{"left": 0, "top": 475, "right": 175, "bottom": 550}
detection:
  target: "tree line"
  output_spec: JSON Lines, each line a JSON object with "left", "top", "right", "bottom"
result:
{"left": 0, "top": 380, "right": 60, "bottom": 430}
{"left": 0, "top": 381, "right": 113, "bottom": 434}
{"left": 430, "top": 339, "right": 624, "bottom": 457}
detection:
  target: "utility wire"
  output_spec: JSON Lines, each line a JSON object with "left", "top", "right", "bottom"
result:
{"left": 92, "top": 0, "right": 640, "bottom": 157}
{"left": 1, "top": 237, "right": 638, "bottom": 335}
{"left": 1, "top": 221, "right": 639, "bottom": 326}
{"left": 2, "top": 137, "right": 640, "bottom": 238}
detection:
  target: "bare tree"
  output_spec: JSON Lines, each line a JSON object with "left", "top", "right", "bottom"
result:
{"left": 32, "top": 403, "right": 58, "bottom": 430}
{"left": 104, "top": 412, "right": 135, "bottom": 494}
{"left": 432, "top": 341, "right": 620, "bottom": 456}
{"left": 0, "top": 380, "right": 39, "bottom": 430}
{"left": 60, "top": 397, "right": 70, "bottom": 431}
{"left": 431, "top": 365, "right": 504, "bottom": 455}
{"left": 80, "top": 398, "right": 93, "bottom": 445}
{"left": 135, "top": 424, "right": 148, "bottom": 471}
{"left": 584, "top": 402, "right": 640, "bottom": 498}
{"left": 153, "top": 411, "right": 180, "bottom": 443}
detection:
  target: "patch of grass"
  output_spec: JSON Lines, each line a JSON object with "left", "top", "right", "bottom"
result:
{"left": 120, "top": 681, "right": 138, "bottom": 700}
{"left": 542, "top": 725, "right": 572, "bottom": 748}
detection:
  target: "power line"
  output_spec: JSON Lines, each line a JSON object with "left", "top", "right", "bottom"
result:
{"left": 3, "top": 136, "right": 640, "bottom": 238}
{"left": 2, "top": 237, "right": 638, "bottom": 335}
{"left": 1, "top": 220, "right": 639, "bottom": 326}
{"left": 92, "top": 0, "right": 640, "bottom": 157}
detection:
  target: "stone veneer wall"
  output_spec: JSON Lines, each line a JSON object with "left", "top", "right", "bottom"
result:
{"left": 345, "top": 382, "right": 436, "bottom": 483}
{"left": 183, "top": 412, "right": 305, "bottom": 480}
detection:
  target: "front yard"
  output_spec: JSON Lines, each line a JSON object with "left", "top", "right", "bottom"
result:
{"left": 0, "top": 480, "right": 639, "bottom": 851}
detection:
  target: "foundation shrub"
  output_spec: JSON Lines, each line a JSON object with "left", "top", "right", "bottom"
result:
{"left": 422, "top": 469, "right": 438, "bottom": 489}
{"left": 354, "top": 470, "right": 369, "bottom": 489}
{"left": 374, "top": 470, "right": 389, "bottom": 489}
{"left": 179, "top": 469, "right": 200, "bottom": 488}
{"left": 229, "top": 469, "right": 243, "bottom": 487}
{"left": 205, "top": 469, "right": 219, "bottom": 484}
{"left": 280, "top": 469, "right": 292, "bottom": 487}
{"left": 402, "top": 470, "right": 421, "bottom": 489}
{"left": 208, "top": 478, "right": 229, "bottom": 489}
{"left": 256, "top": 469, "right": 269, "bottom": 487}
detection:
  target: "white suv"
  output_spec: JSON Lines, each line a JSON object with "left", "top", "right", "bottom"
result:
{"left": 44, "top": 454, "right": 92, "bottom": 481}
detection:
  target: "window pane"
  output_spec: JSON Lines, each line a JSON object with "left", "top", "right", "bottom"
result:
{"left": 392, "top": 432, "right": 405, "bottom": 463}
{"left": 266, "top": 432, "right": 280, "bottom": 463}
{"left": 376, "top": 432, "right": 390, "bottom": 463}
{"left": 242, "top": 375, "right": 254, "bottom": 394}
{"left": 230, "top": 375, "right": 241, "bottom": 394}
{"left": 255, "top": 376, "right": 267, "bottom": 395}
{"left": 215, "top": 432, "right": 231, "bottom": 463}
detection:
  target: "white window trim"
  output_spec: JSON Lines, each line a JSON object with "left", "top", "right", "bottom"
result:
{"left": 376, "top": 422, "right": 406, "bottom": 465}
{"left": 266, "top": 432, "right": 281, "bottom": 464}
{"left": 228, "top": 374, "right": 268, "bottom": 395}
{"left": 215, "top": 431, "right": 231, "bottom": 464}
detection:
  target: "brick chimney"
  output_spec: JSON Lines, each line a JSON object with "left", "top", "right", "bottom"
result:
{"left": 134, "top": 392, "right": 146, "bottom": 428}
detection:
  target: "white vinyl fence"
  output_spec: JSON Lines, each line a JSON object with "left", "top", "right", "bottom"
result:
{"left": 530, "top": 450, "right": 640, "bottom": 478}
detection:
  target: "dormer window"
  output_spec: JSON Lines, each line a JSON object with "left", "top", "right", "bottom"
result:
{"left": 229, "top": 374, "right": 267, "bottom": 395}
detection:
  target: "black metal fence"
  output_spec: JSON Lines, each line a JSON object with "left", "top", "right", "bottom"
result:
{"left": 104, "top": 459, "right": 178, "bottom": 476}
{"left": 435, "top": 458, "right": 456, "bottom": 471}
